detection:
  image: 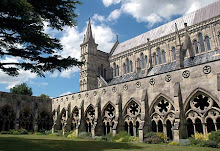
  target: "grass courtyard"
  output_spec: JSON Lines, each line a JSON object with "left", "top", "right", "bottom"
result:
{"left": 0, "top": 135, "right": 219, "bottom": 151}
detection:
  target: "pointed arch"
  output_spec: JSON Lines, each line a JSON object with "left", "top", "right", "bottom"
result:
{"left": 198, "top": 33, "right": 205, "bottom": 52}
{"left": 171, "top": 47, "right": 176, "bottom": 61}
{"left": 0, "top": 105, "right": 16, "bottom": 131}
{"left": 193, "top": 40, "right": 199, "bottom": 54}
{"left": 126, "top": 58, "right": 130, "bottom": 73}
{"left": 38, "top": 110, "right": 51, "bottom": 131}
{"left": 205, "top": 35, "right": 211, "bottom": 50}
{"left": 153, "top": 52, "right": 157, "bottom": 65}
{"left": 150, "top": 93, "right": 174, "bottom": 115}
{"left": 101, "top": 101, "right": 115, "bottom": 117}
{"left": 122, "top": 98, "right": 141, "bottom": 116}
{"left": 19, "top": 108, "right": 33, "bottom": 130}
{"left": 113, "top": 63, "right": 116, "bottom": 77}
{"left": 116, "top": 65, "right": 119, "bottom": 76}
{"left": 85, "top": 104, "right": 95, "bottom": 113}
{"left": 123, "top": 63, "right": 126, "bottom": 74}
{"left": 162, "top": 50, "right": 166, "bottom": 63}
{"left": 184, "top": 88, "right": 219, "bottom": 111}
{"left": 157, "top": 47, "right": 162, "bottom": 64}
{"left": 130, "top": 61, "right": 133, "bottom": 72}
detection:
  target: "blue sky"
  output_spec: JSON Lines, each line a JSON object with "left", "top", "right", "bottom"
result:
{"left": 0, "top": 0, "right": 218, "bottom": 98}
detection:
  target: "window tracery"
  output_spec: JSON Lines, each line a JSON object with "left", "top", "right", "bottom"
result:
{"left": 185, "top": 91, "right": 220, "bottom": 137}
{"left": 124, "top": 100, "right": 141, "bottom": 136}
{"left": 151, "top": 97, "right": 175, "bottom": 139}
{"left": 102, "top": 103, "right": 115, "bottom": 135}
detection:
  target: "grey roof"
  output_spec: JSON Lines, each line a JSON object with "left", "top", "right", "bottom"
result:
{"left": 108, "top": 49, "right": 220, "bottom": 85}
{"left": 112, "top": 1, "right": 220, "bottom": 56}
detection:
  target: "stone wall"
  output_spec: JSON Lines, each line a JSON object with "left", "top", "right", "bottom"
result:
{"left": 52, "top": 58, "right": 220, "bottom": 141}
{"left": 0, "top": 92, "right": 52, "bottom": 132}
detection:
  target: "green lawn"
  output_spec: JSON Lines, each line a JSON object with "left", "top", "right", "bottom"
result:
{"left": 0, "top": 135, "right": 218, "bottom": 151}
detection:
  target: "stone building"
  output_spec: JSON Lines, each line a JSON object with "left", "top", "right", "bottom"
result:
{"left": 0, "top": 92, "right": 52, "bottom": 132}
{"left": 52, "top": 1, "right": 220, "bottom": 142}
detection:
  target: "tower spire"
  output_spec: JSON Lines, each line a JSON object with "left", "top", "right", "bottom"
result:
{"left": 84, "top": 18, "right": 95, "bottom": 43}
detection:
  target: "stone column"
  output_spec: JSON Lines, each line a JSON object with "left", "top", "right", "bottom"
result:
{"left": 163, "top": 124, "right": 167, "bottom": 140}
{"left": 173, "top": 119, "right": 180, "bottom": 142}
{"left": 139, "top": 121, "right": 145, "bottom": 142}
{"left": 203, "top": 123, "right": 207, "bottom": 135}
{"left": 133, "top": 125, "right": 136, "bottom": 137}
{"left": 214, "top": 123, "right": 217, "bottom": 131}
{"left": 52, "top": 123, "right": 56, "bottom": 133}
{"left": 92, "top": 124, "right": 95, "bottom": 138}
{"left": 15, "top": 110, "right": 20, "bottom": 130}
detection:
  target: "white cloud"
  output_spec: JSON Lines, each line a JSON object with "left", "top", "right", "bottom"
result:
{"left": 107, "top": 0, "right": 218, "bottom": 25}
{"left": 102, "top": 0, "right": 121, "bottom": 7}
{"left": 107, "top": 9, "right": 121, "bottom": 21}
{"left": 45, "top": 16, "right": 116, "bottom": 78}
{"left": 60, "top": 67, "right": 80, "bottom": 78}
{"left": 59, "top": 91, "right": 72, "bottom": 96}
{"left": 0, "top": 57, "right": 37, "bottom": 89}
{"left": 92, "top": 14, "right": 105, "bottom": 23}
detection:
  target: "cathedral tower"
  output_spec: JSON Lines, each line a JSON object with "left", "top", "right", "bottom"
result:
{"left": 79, "top": 18, "right": 99, "bottom": 91}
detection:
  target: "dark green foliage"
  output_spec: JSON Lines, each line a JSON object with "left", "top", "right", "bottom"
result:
{"left": 0, "top": 131, "right": 11, "bottom": 134}
{"left": 209, "top": 130, "right": 220, "bottom": 143}
{"left": 111, "top": 131, "right": 138, "bottom": 142}
{"left": 39, "top": 94, "right": 50, "bottom": 99}
{"left": 189, "top": 138, "right": 205, "bottom": 147}
{"left": 78, "top": 132, "right": 91, "bottom": 139}
{"left": 0, "top": 0, "right": 83, "bottom": 77}
{"left": 18, "top": 128, "right": 28, "bottom": 134}
{"left": 144, "top": 132, "right": 163, "bottom": 144}
{"left": 203, "top": 140, "right": 218, "bottom": 148}
{"left": 10, "top": 83, "right": 32, "bottom": 96}
{"left": 45, "top": 130, "right": 52, "bottom": 135}
{"left": 64, "top": 131, "right": 73, "bottom": 137}
{"left": 179, "top": 139, "right": 190, "bottom": 146}
{"left": 10, "top": 130, "right": 20, "bottom": 135}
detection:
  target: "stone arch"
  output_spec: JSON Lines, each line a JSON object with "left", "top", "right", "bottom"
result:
{"left": 184, "top": 88, "right": 220, "bottom": 111}
{"left": 19, "top": 108, "right": 33, "bottom": 131}
{"left": 0, "top": 105, "right": 16, "bottom": 131}
{"left": 71, "top": 106, "right": 79, "bottom": 130}
{"left": 123, "top": 99, "right": 141, "bottom": 136}
{"left": 85, "top": 104, "right": 95, "bottom": 132}
{"left": 150, "top": 93, "right": 174, "bottom": 115}
{"left": 184, "top": 88, "right": 220, "bottom": 136}
{"left": 101, "top": 102, "right": 116, "bottom": 135}
{"left": 150, "top": 94, "right": 175, "bottom": 139}
{"left": 38, "top": 110, "right": 51, "bottom": 131}
{"left": 59, "top": 108, "right": 67, "bottom": 130}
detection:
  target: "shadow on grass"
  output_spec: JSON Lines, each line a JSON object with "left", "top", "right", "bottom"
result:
{"left": 0, "top": 136, "right": 143, "bottom": 151}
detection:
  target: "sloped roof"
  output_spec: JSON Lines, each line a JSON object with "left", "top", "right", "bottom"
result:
{"left": 112, "top": 1, "right": 220, "bottom": 56}
{"left": 108, "top": 49, "right": 220, "bottom": 85}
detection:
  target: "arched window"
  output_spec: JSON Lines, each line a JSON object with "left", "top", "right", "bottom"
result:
{"left": 116, "top": 65, "right": 119, "bottom": 76}
{"left": 101, "top": 64, "right": 104, "bottom": 77}
{"left": 153, "top": 53, "right": 157, "bottom": 65}
{"left": 193, "top": 40, "right": 199, "bottom": 54}
{"left": 145, "top": 55, "right": 148, "bottom": 65}
{"left": 162, "top": 50, "right": 166, "bottom": 63}
{"left": 113, "top": 63, "right": 116, "bottom": 77}
{"left": 157, "top": 47, "right": 162, "bottom": 64}
{"left": 130, "top": 61, "right": 133, "bottom": 72}
{"left": 123, "top": 63, "right": 126, "bottom": 74}
{"left": 137, "top": 58, "right": 141, "bottom": 68}
{"left": 126, "top": 58, "right": 129, "bottom": 73}
{"left": 198, "top": 33, "right": 205, "bottom": 52}
{"left": 141, "top": 53, "right": 145, "bottom": 68}
{"left": 205, "top": 36, "right": 211, "bottom": 50}
{"left": 171, "top": 47, "right": 176, "bottom": 61}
